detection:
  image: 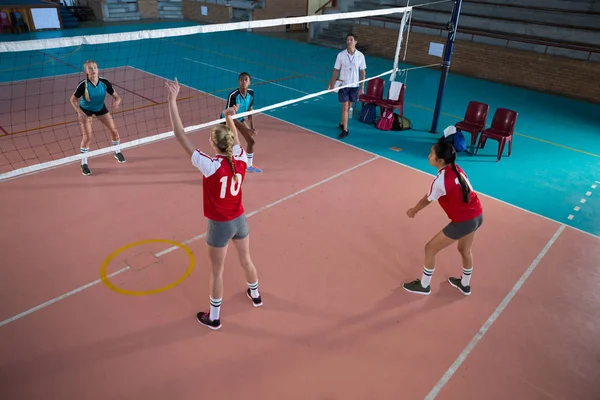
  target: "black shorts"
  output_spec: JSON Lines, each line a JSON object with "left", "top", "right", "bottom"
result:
{"left": 443, "top": 214, "right": 483, "bottom": 240}
{"left": 80, "top": 105, "right": 109, "bottom": 117}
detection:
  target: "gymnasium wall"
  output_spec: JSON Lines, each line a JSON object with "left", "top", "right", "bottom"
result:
{"left": 182, "top": 0, "right": 599, "bottom": 104}
{"left": 352, "top": 25, "right": 600, "bottom": 104}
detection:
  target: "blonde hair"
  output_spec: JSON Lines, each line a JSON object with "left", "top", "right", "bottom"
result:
{"left": 83, "top": 60, "right": 97, "bottom": 102}
{"left": 212, "top": 125, "right": 238, "bottom": 181}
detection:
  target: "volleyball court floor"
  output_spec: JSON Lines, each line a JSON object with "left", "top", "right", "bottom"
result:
{"left": 1, "top": 61, "right": 599, "bottom": 399}
{"left": 0, "top": 22, "right": 600, "bottom": 400}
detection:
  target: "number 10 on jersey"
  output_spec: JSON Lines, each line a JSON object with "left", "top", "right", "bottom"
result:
{"left": 220, "top": 174, "right": 243, "bottom": 198}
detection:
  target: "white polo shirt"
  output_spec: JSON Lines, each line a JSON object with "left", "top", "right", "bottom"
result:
{"left": 334, "top": 49, "right": 367, "bottom": 88}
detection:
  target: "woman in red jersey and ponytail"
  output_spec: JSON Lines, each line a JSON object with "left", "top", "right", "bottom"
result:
{"left": 165, "top": 78, "right": 262, "bottom": 331}
{"left": 402, "top": 140, "right": 483, "bottom": 297}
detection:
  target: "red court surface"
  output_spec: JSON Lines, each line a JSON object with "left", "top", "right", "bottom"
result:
{"left": 0, "top": 66, "right": 223, "bottom": 174}
{"left": 0, "top": 114, "right": 599, "bottom": 400}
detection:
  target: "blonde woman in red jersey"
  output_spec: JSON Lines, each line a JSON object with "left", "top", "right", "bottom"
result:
{"left": 165, "top": 79, "right": 262, "bottom": 330}
{"left": 402, "top": 140, "right": 483, "bottom": 296}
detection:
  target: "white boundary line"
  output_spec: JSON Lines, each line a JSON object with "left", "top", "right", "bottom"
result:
{"left": 155, "top": 156, "right": 378, "bottom": 257}
{"left": 0, "top": 156, "right": 379, "bottom": 328}
{"left": 0, "top": 266, "right": 130, "bottom": 328}
{"left": 424, "top": 224, "right": 566, "bottom": 399}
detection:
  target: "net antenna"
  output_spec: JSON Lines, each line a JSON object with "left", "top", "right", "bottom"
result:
{"left": 0, "top": 5, "right": 413, "bottom": 181}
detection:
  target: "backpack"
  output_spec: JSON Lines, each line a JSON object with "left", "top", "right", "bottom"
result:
{"left": 376, "top": 108, "right": 395, "bottom": 131}
{"left": 438, "top": 128, "right": 467, "bottom": 152}
{"left": 359, "top": 103, "right": 376, "bottom": 125}
{"left": 391, "top": 113, "right": 412, "bottom": 131}
{"left": 453, "top": 130, "right": 467, "bottom": 152}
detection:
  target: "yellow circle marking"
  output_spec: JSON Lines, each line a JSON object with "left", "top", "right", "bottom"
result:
{"left": 100, "top": 239, "right": 195, "bottom": 296}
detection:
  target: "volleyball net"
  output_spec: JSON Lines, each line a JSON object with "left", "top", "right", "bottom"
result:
{"left": 0, "top": 6, "right": 415, "bottom": 180}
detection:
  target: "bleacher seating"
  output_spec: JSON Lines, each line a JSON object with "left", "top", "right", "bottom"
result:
{"left": 311, "top": 0, "right": 600, "bottom": 62}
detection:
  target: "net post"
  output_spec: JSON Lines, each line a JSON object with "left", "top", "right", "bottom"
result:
{"left": 430, "top": 0, "right": 463, "bottom": 134}
{"left": 390, "top": 6, "right": 411, "bottom": 82}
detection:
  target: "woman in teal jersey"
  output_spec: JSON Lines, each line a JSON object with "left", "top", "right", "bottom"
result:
{"left": 70, "top": 60, "right": 125, "bottom": 176}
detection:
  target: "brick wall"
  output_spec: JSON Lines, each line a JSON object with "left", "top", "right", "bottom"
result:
{"left": 252, "top": 0, "right": 307, "bottom": 32}
{"left": 183, "top": 0, "right": 230, "bottom": 23}
{"left": 138, "top": 0, "right": 159, "bottom": 19}
{"left": 182, "top": 0, "right": 306, "bottom": 30}
{"left": 353, "top": 25, "right": 600, "bottom": 104}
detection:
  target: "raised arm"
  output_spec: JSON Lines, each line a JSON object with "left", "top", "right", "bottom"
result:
{"left": 224, "top": 105, "right": 241, "bottom": 146}
{"left": 166, "top": 78, "right": 195, "bottom": 157}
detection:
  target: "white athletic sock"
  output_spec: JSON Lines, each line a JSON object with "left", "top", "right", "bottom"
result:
{"left": 461, "top": 267, "right": 473, "bottom": 286}
{"left": 247, "top": 153, "right": 254, "bottom": 167}
{"left": 421, "top": 267, "right": 434, "bottom": 288}
{"left": 112, "top": 140, "right": 121, "bottom": 153}
{"left": 209, "top": 297, "right": 221, "bottom": 321}
{"left": 247, "top": 281, "right": 260, "bottom": 298}
{"left": 80, "top": 147, "right": 88, "bottom": 165}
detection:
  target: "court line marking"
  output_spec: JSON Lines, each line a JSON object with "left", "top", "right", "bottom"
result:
{"left": 0, "top": 266, "right": 130, "bottom": 328}
{"left": 183, "top": 57, "right": 312, "bottom": 95}
{"left": 264, "top": 114, "right": 600, "bottom": 240}
{"left": 156, "top": 155, "right": 380, "bottom": 256}
{"left": 568, "top": 180, "right": 597, "bottom": 221}
{"left": 101, "top": 238, "right": 195, "bottom": 296}
{"left": 424, "top": 223, "right": 566, "bottom": 399}
{"left": 0, "top": 156, "right": 379, "bottom": 328}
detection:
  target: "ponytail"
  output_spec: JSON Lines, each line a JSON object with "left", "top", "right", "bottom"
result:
{"left": 225, "top": 144, "right": 238, "bottom": 182}
{"left": 451, "top": 162, "right": 471, "bottom": 203}
{"left": 212, "top": 125, "right": 238, "bottom": 182}
{"left": 434, "top": 141, "right": 471, "bottom": 203}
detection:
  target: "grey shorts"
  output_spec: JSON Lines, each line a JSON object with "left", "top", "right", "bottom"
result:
{"left": 206, "top": 214, "right": 249, "bottom": 247}
{"left": 443, "top": 214, "right": 483, "bottom": 240}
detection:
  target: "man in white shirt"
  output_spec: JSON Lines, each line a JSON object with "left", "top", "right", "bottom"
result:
{"left": 327, "top": 33, "right": 367, "bottom": 139}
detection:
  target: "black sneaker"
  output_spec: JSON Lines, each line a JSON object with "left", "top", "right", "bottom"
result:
{"left": 246, "top": 288, "right": 263, "bottom": 307}
{"left": 196, "top": 312, "right": 221, "bottom": 330}
{"left": 81, "top": 164, "right": 91, "bottom": 176}
{"left": 402, "top": 279, "right": 431, "bottom": 295}
{"left": 448, "top": 277, "right": 471, "bottom": 296}
{"left": 338, "top": 122, "right": 344, "bottom": 130}
{"left": 114, "top": 152, "right": 126, "bottom": 163}
{"left": 338, "top": 130, "right": 349, "bottom": 139}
